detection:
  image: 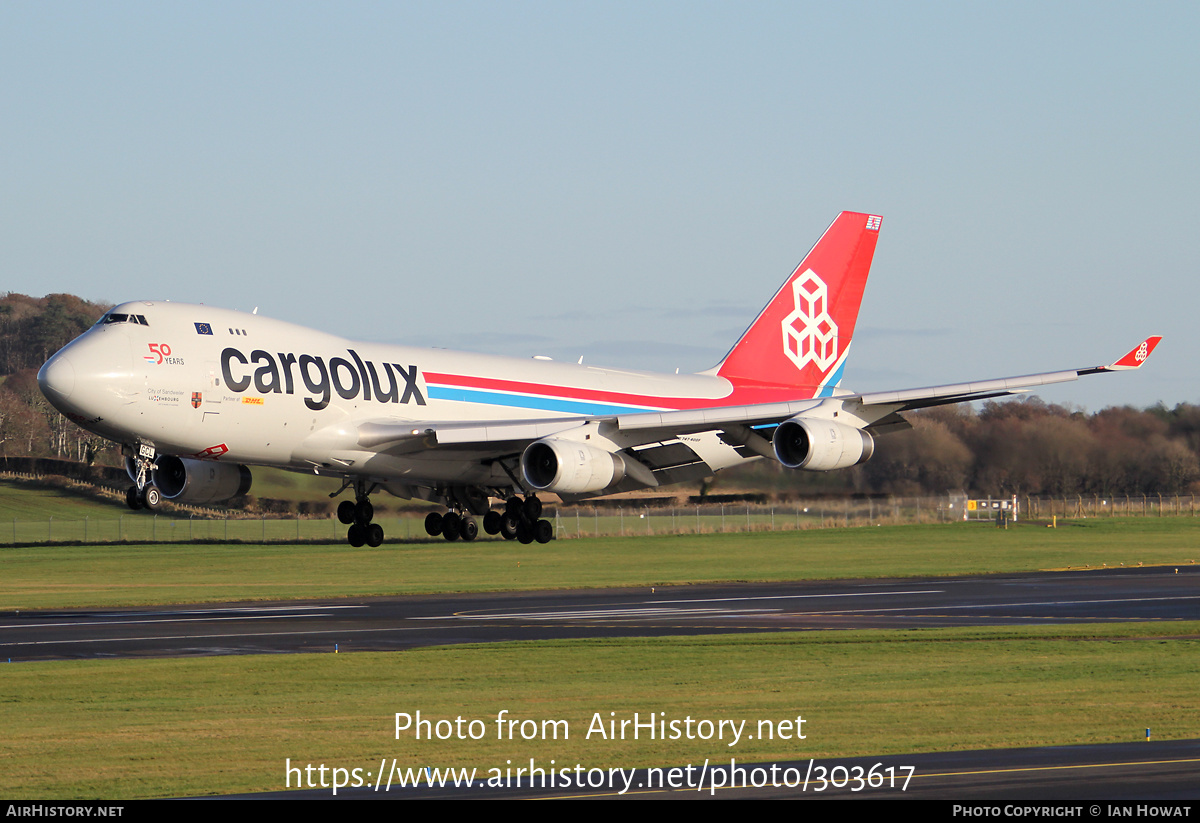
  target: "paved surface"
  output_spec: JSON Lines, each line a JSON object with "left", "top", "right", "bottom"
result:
{"left": 2, "top": 566, "right": 1197, "bottom": 661}
{"left": 8, "top": 566, "right": 1197, "bottom": 801}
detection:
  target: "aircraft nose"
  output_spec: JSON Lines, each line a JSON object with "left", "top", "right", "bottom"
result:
{"left": 38, "top": 331, "right": 134, "bottom": 421}
{"left": 38, "top": 351, "right": 76, "bottom": 403}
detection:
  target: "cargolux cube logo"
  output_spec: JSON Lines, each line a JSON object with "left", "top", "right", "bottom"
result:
{"left": 781, "top": 269, "right": 839, "bottom": 373}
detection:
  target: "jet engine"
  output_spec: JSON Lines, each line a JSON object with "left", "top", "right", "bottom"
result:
{"left": 138, "top": 455, "right": 253, "bottom": 504}
{"left": 772, "top": 417, "right": 875, "bottom": 471}
{"left": 521, "top": 438, "right": 630, "bottom": 495}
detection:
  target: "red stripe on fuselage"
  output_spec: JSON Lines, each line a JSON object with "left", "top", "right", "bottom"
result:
{"left": 422, "top": 372, "right": 820, "bottom": 411}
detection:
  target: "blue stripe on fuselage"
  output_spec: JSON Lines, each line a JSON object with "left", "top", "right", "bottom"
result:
{"left": 426, "top": 386, "right": 657, "bottom": 416}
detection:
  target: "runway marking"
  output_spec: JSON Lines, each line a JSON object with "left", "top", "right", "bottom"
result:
{"left": 426, "top": 591, "right": 1199, "bottom": 622}
{"left": 912, "top": 755, "right": 1200, "bottom": 780}
{"left": 801, "top": 594, "right": 1200, "bottom": 616}
{"left": 435, "top": 589, "right": 947, "bottom": 621}
{"left": 0, "top": 606, "right": 361, "bottom": 631}
{"left": 0, "top": 624, "right": 442, "bottom": 647}
{"left": 428, "top": 607, "right": 782, "bottom": 621}
{"left": 535, "top": 756, "right": 1200, "bottom": 799}
{"left": 646, "top": 590, "right": 943, "bottom": 604}
{"left": 0, "top": 620, "right": 897, "bottom": 649}
{"left": 90, "top": 605, "right": 363, "bottom": 617}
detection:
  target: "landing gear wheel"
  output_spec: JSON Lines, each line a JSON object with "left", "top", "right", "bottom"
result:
{"left": 483, "top": 511, "right": 502, "bottom": 535}
{"left": 355, "top": 499, "right": 374, "bottom": 524}
{"left": 347, "top": 524, "right": 366, "bottom": 547}
{"left": 516, "top": 519, "right": 534, "bottom": 545}
{"left": 534, "top": 518, "right": 554, "bottom": 544}
{"left": 125, "top": 486, "right": 143, "bottom": 511}
{"left": 366, "top": 524, "right": 384, "bottom": 547}
{"left": 141, "top": 485, "right": 162, "bottom": 510}
{"left": 523, "top": 496, "right": 543, "bottom": 521}
{"left": 500, "top": 515, "right": 519, "bottom": 541}
{"left": 441, "top": 512, "right": 461, "bottom": 541}
{"left": 337, "top": 500, "right": 356, "bottom": 525}
{"left": 460, "top": 517, "right": 478, "bottom": 542}
{"left": 424, "top": 512, "right": 443, "bottom": 536}
{"left": 505, "top": 496, "right": 523, "bottom": 517}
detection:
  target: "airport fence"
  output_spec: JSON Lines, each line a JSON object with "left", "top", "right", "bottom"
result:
{"left": 1, "top": 493, "right": 1194, "bottom": 545}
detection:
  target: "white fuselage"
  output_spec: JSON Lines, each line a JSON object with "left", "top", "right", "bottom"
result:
{"left": 38, "top": 301, "right": 758, "bottom": 489}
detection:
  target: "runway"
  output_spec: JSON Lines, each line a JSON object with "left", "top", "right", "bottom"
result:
{"left": 2, "top": 565, "right": 1197, "bottom": 661}
{"left": 6, "top": 566, "right": 1198, "bottom": 801}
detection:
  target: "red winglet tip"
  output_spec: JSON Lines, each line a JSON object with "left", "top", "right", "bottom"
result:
{"left": 1109, "top": 336, "right": 1162, "bottom": 370}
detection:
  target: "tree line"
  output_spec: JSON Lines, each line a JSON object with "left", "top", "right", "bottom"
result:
{"left": 727, "top": 399, "right": 1200, "bottom": 498}
{"left": 0, "top": 293, "right": 110, "bottom": 463}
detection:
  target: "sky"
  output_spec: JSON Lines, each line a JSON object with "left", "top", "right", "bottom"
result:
{"left": 3, "top": 1, "right": 1196, "bottom": 412}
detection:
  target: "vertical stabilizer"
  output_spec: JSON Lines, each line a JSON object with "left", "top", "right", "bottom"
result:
{"left": 714, "top": 211, "right": 880, "bottom": 397}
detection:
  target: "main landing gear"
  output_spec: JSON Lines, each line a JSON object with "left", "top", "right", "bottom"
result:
{"left": 422, "top": 510, "right": 479, "bottom": 542}
{"left": 498, "top": 495, "right": 554, "bottom": 544}
{"left": 424, "top": 495, "right": 554, "bottom": 544}
{"left": 337, "top": 482, "right": 384, "bottom": 547}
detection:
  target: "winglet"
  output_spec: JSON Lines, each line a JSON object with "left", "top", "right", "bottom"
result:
{"left": 1106, "top": 336, "right": 1162, "bottom": 370}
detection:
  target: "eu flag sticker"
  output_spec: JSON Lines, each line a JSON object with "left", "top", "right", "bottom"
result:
{"left": 194, "top": 322, "right": 213, "bottom": 335}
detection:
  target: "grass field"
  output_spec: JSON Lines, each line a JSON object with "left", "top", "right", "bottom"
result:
{"left": 1, "top": 517, "right": 1197, "bottom": 610}
{"left": 2, "top": 478, "right": 1197, "bottom": 799}
{"left": 3, "top": 623, "right": 1198, "bottom": 798}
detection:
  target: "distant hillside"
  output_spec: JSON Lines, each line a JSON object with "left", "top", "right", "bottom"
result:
{"left": 0, "top": 293, "right": 109, "bottom": 375}
{"left": 0, "top": 293, "right": 110, "bottom": 462}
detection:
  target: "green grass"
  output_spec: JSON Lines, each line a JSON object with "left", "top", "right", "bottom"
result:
{"left": 3, "top": 481, "right": 1197, "bottom": 799}
{"left": 0, "top": 479, "right": 130, "bottom": 520}
{"left": 1, "top": 517, "right": 1197, "bottom": 610}
{"left": 2, "top": 623, "right": 1197, "bottom": 798}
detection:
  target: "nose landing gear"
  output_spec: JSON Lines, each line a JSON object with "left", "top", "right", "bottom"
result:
{"left": 124, "top": 444, "right": 162, "bottom": 511}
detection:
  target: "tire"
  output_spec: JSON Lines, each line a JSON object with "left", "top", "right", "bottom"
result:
{"left": 355, "top": 498, "right": 374, "bottom": 524}
{"left": 424, "top": 511, "right": 443, "bottom": 536}
{"left": 500, "top": 515, "right": 519, "bottom": 541}
{"left": 460, "top": 517, "right": 478, "bottom": 542}
{"left": 534, "top": 518, "right": 554, "bottom": 544}
{"left": 125, "top": 486, "right": 143, "bottom": 511}
{"left": 441, "top": 512, "right": 460, "bottom": 541}
{"left": 366, "top": 524, "right": 384, "bottom": 547}
{"left": 523, "top": 496, "right": 543, "bottom": 521}
{"left": 141, "top": 485, "right": 162, "bottom": 510}
{"left": 516, "top": 519, "right": 534, "bottom": 545}
{"left": 337, "top": 500, "right": 356, "bottom": 525}
{"left": 505, "top": 496, "right": 522, "bottom": 517}
{"left": 347, "top": 524, "right": 365, "bottom": 547}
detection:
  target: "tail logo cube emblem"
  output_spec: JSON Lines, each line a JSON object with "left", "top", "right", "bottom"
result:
{"left": 781, "top": 269, "right": 838, "bottom": 373}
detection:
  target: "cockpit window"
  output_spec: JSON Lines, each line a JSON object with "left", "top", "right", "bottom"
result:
{"left": 100, "top": 313, "right": 150, "bottom": 326}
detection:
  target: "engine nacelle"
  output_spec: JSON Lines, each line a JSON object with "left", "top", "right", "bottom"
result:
{"left": 146, "top": 456, "right": 253, "bottom": 504}
{"left": 521, "top": 438, "right": 628, "bottom": 494}
{"left": 772, "top": 417, "right": 875, "bottom": 471}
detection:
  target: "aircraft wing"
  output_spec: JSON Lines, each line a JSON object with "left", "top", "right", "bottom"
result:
{"left": 356, "top": 336, "right": 1162, "bottom": 457}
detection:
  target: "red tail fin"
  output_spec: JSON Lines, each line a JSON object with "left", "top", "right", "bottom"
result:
{"left": 714, "top": 211, "right": 881, "bottom": 397}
